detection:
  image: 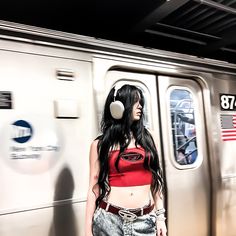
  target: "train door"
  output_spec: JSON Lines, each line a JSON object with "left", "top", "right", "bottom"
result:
{"left": 104, "top": 70, "right": 211, "bottom": 236}
{"left": 158, "top": 75, "right": 211, "bottom": 236}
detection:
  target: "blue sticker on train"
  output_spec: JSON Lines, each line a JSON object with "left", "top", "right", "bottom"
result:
{"left": 12, "top": 120, "right": 33, "bottom": 143}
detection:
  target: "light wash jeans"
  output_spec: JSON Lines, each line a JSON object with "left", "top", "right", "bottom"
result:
{"left": 92, "top": 207, "right": 157, "bottom": 236}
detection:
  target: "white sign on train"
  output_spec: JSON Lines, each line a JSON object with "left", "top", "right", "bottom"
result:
{"left": 0, "top": 116, "right": 61, "bottom": 174}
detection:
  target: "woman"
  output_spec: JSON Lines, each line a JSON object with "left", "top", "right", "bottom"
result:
{"left": 85, "top": 84, "right": 167, "bottom": 236}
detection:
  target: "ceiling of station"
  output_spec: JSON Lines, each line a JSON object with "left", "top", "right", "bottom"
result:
{"left": 1, "top": 0, "right": 236, "bottom": 63}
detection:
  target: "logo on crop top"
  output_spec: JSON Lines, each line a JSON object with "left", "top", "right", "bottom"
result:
{"left": 120, "top": 152, "right": 144, "bottom": 161}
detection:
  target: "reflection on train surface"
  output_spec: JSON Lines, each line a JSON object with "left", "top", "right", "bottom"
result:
{"left": 0, "top": 21, "right": 236, "bottom": 236}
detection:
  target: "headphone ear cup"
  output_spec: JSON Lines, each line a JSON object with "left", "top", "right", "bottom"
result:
{"left": 109, "top": 101, "right": 125, "bottom": 119}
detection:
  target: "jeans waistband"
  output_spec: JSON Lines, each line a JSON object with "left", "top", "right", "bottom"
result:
{"left": 99, "top": 200, "right": 154, "bottom": 217}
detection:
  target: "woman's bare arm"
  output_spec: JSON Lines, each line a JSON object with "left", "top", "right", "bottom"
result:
{"left": 85, "top": 140, "right": 100, "bottom": 236}
{"left": 153, "top": 191, "right": 167, "bottom": 236}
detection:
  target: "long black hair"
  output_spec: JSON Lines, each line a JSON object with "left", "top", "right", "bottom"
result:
{"left": 95, "top": 84, "right": 164, "bottom": 207}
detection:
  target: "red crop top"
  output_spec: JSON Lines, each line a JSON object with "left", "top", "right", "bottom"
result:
{"left": 108, "top": 147, "right": 152, "bottom": 187}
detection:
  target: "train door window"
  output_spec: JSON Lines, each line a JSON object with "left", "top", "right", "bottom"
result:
{"left": 169, "top": 88, "right": 198, "bottom": 165}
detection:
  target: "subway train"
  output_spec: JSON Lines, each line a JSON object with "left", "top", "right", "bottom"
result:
{"left": 0, "top": 20, "right": 236, "bottom": 236}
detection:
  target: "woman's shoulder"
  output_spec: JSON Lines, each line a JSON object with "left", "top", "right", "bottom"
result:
{"left": 144, "top": 127, "right": 153, "bottom": 136}
{"left": 90, "top": 134, "right": 103, "bottom": 147}
{"left": 144, "top": 128, "right": 158, "bottom": 148}
{"left": 90, "top": 139, "right": 99, "bottom": 150}
{"left": 89, "top": 139, "right": 99, "bottom": 160}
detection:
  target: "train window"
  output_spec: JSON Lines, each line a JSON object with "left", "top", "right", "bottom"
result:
{"left": 169, "top": 89, "right": 197, "bottom": 165}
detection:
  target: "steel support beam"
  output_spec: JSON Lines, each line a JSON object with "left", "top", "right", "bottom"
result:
{"left": 133, "top": 0, "right": 191, "bottom": 32}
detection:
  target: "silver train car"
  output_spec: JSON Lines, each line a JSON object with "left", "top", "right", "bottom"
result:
{"left": 0, "top": 21, "right": 236, "bottom": 236}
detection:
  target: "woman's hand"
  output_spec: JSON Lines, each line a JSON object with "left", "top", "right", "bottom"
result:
{"left": 156, "top": 220, "right": 167, "bottom": 236}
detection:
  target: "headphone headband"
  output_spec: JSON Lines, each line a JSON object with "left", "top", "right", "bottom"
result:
{"left": 113, "top": 84, "right": 122, "bottom": 99}
{"left": 113, "top": 86, "right": 119, "bottom": 98}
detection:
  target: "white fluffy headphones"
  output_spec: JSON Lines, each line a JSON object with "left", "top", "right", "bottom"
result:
{"left": 109, "top": 85, "right": 125, "bottom": 119}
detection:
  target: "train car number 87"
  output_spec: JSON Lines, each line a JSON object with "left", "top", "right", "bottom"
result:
{"left": 220, "top": 94, "right": 236, "bottom": 111}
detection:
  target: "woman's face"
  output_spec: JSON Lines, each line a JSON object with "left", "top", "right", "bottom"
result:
{"left": 131, "top": 99, "right": 142, "bottom": 121}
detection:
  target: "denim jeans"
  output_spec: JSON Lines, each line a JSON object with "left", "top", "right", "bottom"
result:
{"left": 92, "top": 207, "right": 157, "bottom": 236}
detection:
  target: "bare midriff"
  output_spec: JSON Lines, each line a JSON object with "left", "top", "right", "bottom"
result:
{"left": 107, "top": 184, "right": 152, "bottom": 209}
